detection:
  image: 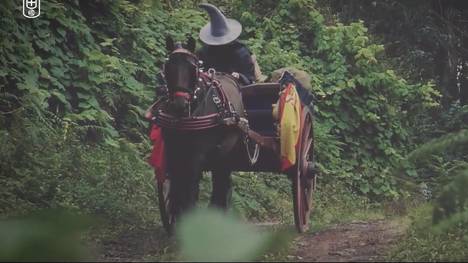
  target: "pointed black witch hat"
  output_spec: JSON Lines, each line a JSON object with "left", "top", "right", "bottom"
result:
{"left": 199, "top": 3, "right": 242, "bottom": 46}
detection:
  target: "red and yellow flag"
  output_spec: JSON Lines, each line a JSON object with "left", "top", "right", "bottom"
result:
{"left": 278, "top": 83, "right": 302, "bottom": 171}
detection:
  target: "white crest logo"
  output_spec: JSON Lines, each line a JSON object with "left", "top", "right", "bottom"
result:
{"left": 23, "top": 0, "right": 41, "bottom": 19}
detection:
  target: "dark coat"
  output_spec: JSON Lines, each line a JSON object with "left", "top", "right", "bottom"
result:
{"left": 197, "top": 41, "right": 255, "bottom": 85}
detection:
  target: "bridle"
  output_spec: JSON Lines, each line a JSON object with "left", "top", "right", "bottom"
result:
{"left": 163, "top": 47, "right": 204, "bottom": 101}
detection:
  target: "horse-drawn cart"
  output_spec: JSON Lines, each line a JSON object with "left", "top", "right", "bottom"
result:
{"left": 228, "top": 73, "right": 316, "bottom": 233}
{"left": 147, "top": 46, "right": 316, "bottom": 234}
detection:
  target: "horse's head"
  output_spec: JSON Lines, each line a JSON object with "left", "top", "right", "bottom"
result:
{"left": 164, "top": 36, "right": 200, "bottom": 117}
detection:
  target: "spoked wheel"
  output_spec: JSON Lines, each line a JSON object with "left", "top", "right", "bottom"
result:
{"left": 291, "top": 109, "right": 315, "bottom": 233}
{"left": 156, "top": 177, "right": 175, "bottom": 234}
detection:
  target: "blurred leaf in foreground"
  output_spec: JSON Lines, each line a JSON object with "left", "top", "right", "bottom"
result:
{"left": 0, "top": 209, "right": 94, "bottom": 261}
{"left": 177, "top": 208, "right": 271, "bottom": 262}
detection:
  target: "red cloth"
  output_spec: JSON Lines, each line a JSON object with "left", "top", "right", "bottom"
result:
{"left": 148, "top": 124, "right": 166, "bottom": 183}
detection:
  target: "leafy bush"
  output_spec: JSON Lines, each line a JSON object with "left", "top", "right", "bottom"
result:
{"left": 389, "top": 126, "right": 468, "bottom": 261}
{"left": 231, "top": 173, "right": 293, "bottom": 223}
{"left": 0, "top": 111, "right": 157, "bottom": 225}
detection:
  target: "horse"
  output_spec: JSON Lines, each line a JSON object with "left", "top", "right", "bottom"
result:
{"left": 155, "top": 36, "right": 246, "bottom": 228}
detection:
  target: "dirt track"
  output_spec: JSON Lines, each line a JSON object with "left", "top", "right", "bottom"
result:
{"left": 290, "top": 220, "right": 405, "bottom": 262}
{"left": 95, "top": 219, "right": 405, "bottom": 262}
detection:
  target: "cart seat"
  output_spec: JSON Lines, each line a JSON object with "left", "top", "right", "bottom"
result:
{"left": 241, "top": 83, "right": 280, "bottom": 137}
{"left": 241, "top": 83, "right": 280, "bottom": 96}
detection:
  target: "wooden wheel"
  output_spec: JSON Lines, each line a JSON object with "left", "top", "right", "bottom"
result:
{"left": 292, "top": 108, "right": 315, "bottom": 233}
{"left": 157, "top": 177, "right": 175, "bottom": 234}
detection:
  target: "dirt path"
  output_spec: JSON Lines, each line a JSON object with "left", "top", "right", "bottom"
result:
{"left": 290, "top": 219, "right": 406, "bottom": 262}
{"left": 93, "top": 227, "right": 178, "bottom": 262}
{"left": 93, "top": 219, "right": 405, "bottom": 261}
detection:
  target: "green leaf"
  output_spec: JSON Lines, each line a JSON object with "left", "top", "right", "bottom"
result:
{"left": 359, "top": 183, "right": 370, "bottom": 194}
{"left": 50, "top": 91, "right": 71, "bottom": 109}
{"left": 178, "top": 209, "right": 270, "bottom": 262}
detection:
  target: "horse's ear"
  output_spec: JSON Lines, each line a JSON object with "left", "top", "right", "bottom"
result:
{"left": 185, "top": 36, "right": 196, "bottom": 53}
{"left": 166, "top": 36, "right": 175, "bottom": 52}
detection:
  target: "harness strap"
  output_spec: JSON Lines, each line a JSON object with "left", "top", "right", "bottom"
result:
{"left": 154, "top": 72, "right": 240, "bottom": 131}
{"left": 155, "top": 111, "right": 221, "bottom": 131}
{"left": 174, "top": 91, "right": 191, "bottom": 100}
{"left": 212, "top": 92, "right": 224, "bottom": 117}
{"left": 211, "top": 77, "right": 240, "bottom": 121}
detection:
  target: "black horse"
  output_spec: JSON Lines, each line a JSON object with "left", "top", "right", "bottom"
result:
{"left": 156, "top": 37, "right": 246, "bottom": 227}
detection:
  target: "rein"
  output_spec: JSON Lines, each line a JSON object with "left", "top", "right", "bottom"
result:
{"left": 174, "top": 91, "right": 191, "bottom": 100}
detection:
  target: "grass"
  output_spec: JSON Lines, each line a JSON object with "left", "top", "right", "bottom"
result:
{"left": 388, "top": 203, "right": 468, "bottom": 262}
{"left": 309, "top": 181, "right": 386, "bottom": 232}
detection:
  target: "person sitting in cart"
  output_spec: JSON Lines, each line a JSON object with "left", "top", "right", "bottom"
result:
{"left": 197, "top": 3, "right": 266, "bottom": 85}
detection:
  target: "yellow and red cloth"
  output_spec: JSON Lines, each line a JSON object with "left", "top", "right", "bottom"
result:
{"left": 278, "top": 83, "right": 302, "bottom": 171}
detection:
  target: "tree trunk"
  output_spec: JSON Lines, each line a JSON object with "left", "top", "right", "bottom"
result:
{"left": 460, "top": 60, "right": 468, "bottom": 106}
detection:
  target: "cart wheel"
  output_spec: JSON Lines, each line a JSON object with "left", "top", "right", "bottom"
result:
{"left": 157, "top": 177, "right": 175, "bottom": 234}
{"left": 292, "top": 109, "right": 315, "bottom": 233}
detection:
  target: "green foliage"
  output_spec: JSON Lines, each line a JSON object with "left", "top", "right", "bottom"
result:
{"left": 326, "top": 0, "right": 468, "bottom": 108}
{"left": 433, "top": 170, "right": 468, "bottom": 224}
{"left": 394, "top": 128, "right": 468, "bottom": 188}
{"left": 389, "top": 123, "right": 468, "bottom": 261}
{"left": 231, "top": 173, "right": 292, "bottom": 222}
{"left": 1, "top": 0, "right": 175, "bottom": 142}
{"left": 311, "top": 181, "right": 384, "bottom": 231}
{"left": 407, "top": 129, "right": 468, "bottom": 165}
{"left": 390, "top": 204, "right": 468, "bottom": 261}
{"left": 0, "top": 112, "right": 158, "bottom": 225}
{"left": 0, "top": 209, "right": 93, "bottom": 261}
{"left": 309, "top": 20, "right": 439, "bottom": 198}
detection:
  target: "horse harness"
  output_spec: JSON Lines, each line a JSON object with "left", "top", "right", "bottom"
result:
{"left": 150, "top": 48, "right": 277, "bottom": 164}
{"left": 152, "top": 68, "right": 243, "bottom": 131}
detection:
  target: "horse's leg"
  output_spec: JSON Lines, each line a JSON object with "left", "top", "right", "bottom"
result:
{"left": 210, "top": 167, "right": 232, "bottom": 210}
{"left": 209, "top": 129, "right": 241, "bottom": 210}
{"left": 173, "top": 159, "right": 204, "bottom": 212}
{"left": 165, "top": 133, "right": 193, "bottom": 219}
{"left": 168, "top": 159, "right": 188, "bottom": 219}
{"left": 169, "top": 141, "right": 207, "bottom": 217}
